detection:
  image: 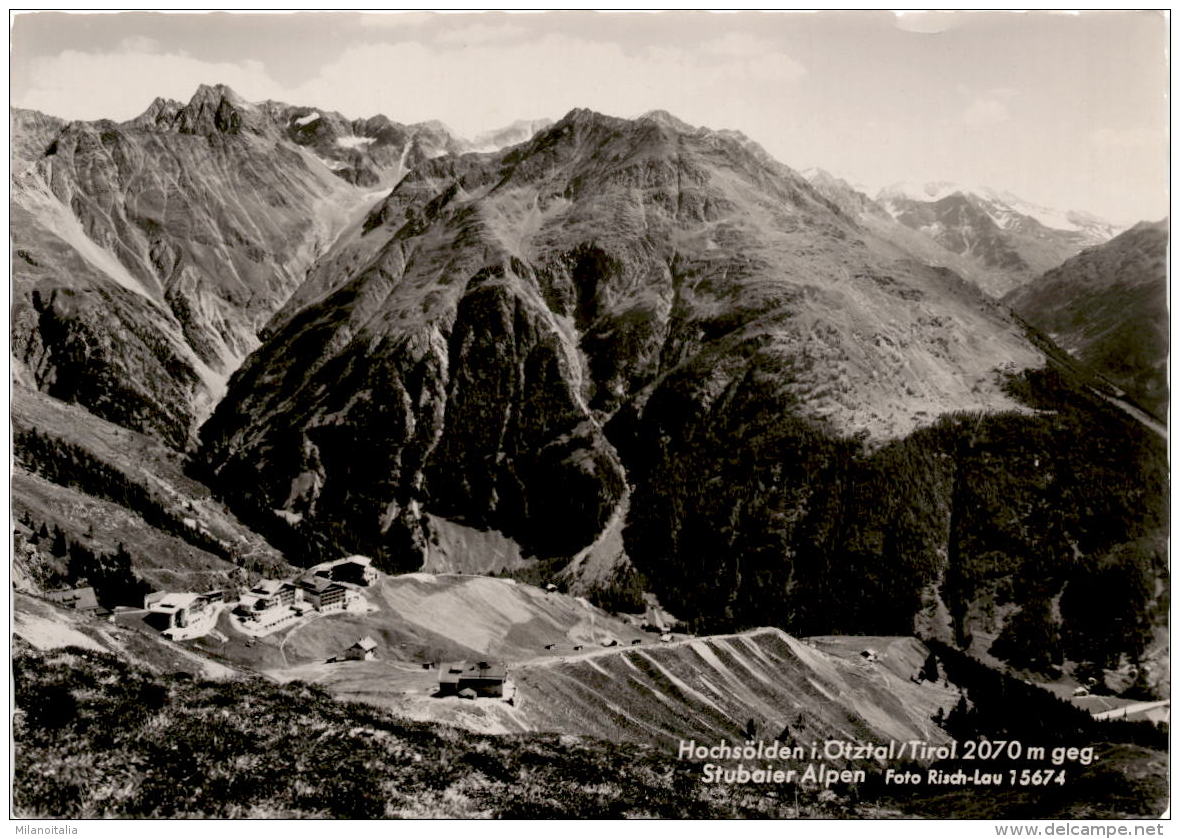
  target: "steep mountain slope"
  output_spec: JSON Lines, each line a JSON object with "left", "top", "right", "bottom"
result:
{"left": 12, "top": 385, "right": 289, "bottom": 596}
{"left": 197, "top": 107, "right": 1044, "bottom": 580}
{"left": 196, "top": 107, "right": 1166, "bottom": 677}
{"left": 1003, "top": 219, "right": 1169, "bottom": 419}
{"left": 13, "top": 92, "right": 1164, "bottom": 678}
{"left": 877, "top": 183, "right": 1118, "bottom": 296}
{"left": 11, "top": 85, "right": 382, "bottom": 446}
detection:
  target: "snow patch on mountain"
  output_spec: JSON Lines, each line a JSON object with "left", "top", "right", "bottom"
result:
{"left": 335, "top": 135, "right": 376, "bottom": 149}
{"left": 469, "top": 118, "right": 554, "bottom": 152}
{"left": 877, "top": 181, "right": 1119, "bottom": 240}
{"left": 976, "top": 189, "right": 1120, "bottom": 239}
{"left": 800, "top": 168, "right": 875, "bottom": 199}
{"left": 878, "top": 181, "right": 965, "bottom": 204}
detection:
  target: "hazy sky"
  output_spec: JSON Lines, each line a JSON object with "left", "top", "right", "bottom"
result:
{"left": 10, "top": 10, "right": 1169, "bottom": 223}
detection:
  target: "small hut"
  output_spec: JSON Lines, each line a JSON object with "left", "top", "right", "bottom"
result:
{"left": 345, "top": 636, "right": 378, "bottom": 661}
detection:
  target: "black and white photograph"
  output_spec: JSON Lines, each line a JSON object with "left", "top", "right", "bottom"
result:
{"left": 8, "top": 9, "right": 1170, "bottom": 823}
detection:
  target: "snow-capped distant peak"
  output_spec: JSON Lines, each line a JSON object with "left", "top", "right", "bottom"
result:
{"left": 877, "top": 181, "right": 966, "bottom": 204}
{"left": 974, "top": 190, "right": 1117, "bottom": 237}
{"left": 877, "top": 181, "right": 1119, "bottom": 240}
{"left": 802, "top": 168, "right": 845, "bottom": 190}
{"left": 639, "top": 110, "right": 697, "bottom": 132}
{"left": 963, "top": 188, "right": 1119, "bottom": 239}
{"left": 801, "top": 167, "right": 869, "bottom": 192}
{"left": 469, "top": 118, "right": 554, "bottom": 152}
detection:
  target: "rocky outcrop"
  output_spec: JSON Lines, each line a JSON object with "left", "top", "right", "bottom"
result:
{"left": 11, "top": 107, "right": 65, "bottom": 172}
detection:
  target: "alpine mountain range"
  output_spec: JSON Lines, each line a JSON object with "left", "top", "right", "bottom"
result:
{"left": 11, "top": 83, "right": 1169, "bottom": 818}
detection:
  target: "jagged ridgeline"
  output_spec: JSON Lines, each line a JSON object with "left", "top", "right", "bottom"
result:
{"left": 11, "top": 84, "right": 493, "bottom": 448}
{"left": 12, "top": 88, "right": 1167, "bottom": 668}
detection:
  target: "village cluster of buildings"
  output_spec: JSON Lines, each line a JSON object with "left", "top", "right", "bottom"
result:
{"left": 229, "top": 555, "right": 377, "bottom": 634}
{"left": 124, "top": 555, "right": 379, "bottom": 641}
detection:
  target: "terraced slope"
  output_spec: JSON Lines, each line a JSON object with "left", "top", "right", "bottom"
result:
{"left": 272, "top": 621, "right": 956, "bottom": 748}
{"left": 15, "top": 643, "right": 909, "bottom": 818}
{"left": 511, "top": 629, "right": 956, "bottom": 747}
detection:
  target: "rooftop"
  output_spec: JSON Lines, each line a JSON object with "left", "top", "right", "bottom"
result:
{"left": 148, "top": 594, "right": 201, "bottom": 613}
{"left": 438, "top": 660, "right": 507, "bottom": 684}
{"left": 299, "top": 576, "right": 344, "bottom": 593}
{"left": 251, "top": 579, "right": 285, "bottom": 595}
{"left": 45, "top": 586, "right": 100, "bottom": 611}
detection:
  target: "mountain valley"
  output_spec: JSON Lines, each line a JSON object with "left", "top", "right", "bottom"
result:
{"left": 9, "top": 84, "right": 1169, "bottom": 819}
{"left": 1004, "top": 219, "right": 1168, "bottom": 420}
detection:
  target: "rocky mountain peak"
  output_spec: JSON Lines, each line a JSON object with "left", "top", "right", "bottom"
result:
{"left": 413, "top": 118, "right": 456, "bottom": 136}
{"left": 638, "top": 109, "right": 696, "bottom": 132}
{"left": 125, "top": 96, "right": 185, "bottom": 131}
{"left": 12, "top": 107, "right": 67, "bottom": 169}
{"left": 177, "top": 82, "right": 265, "bottom": 136}
{"left": 189, "top": 82, "right": 247, "bottom": 105}
{"left": 1130, "top": 217, "right": 1168, "bottom": 235}
{"left": 551, "top": 107, "right": 629, "bottom": 134}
